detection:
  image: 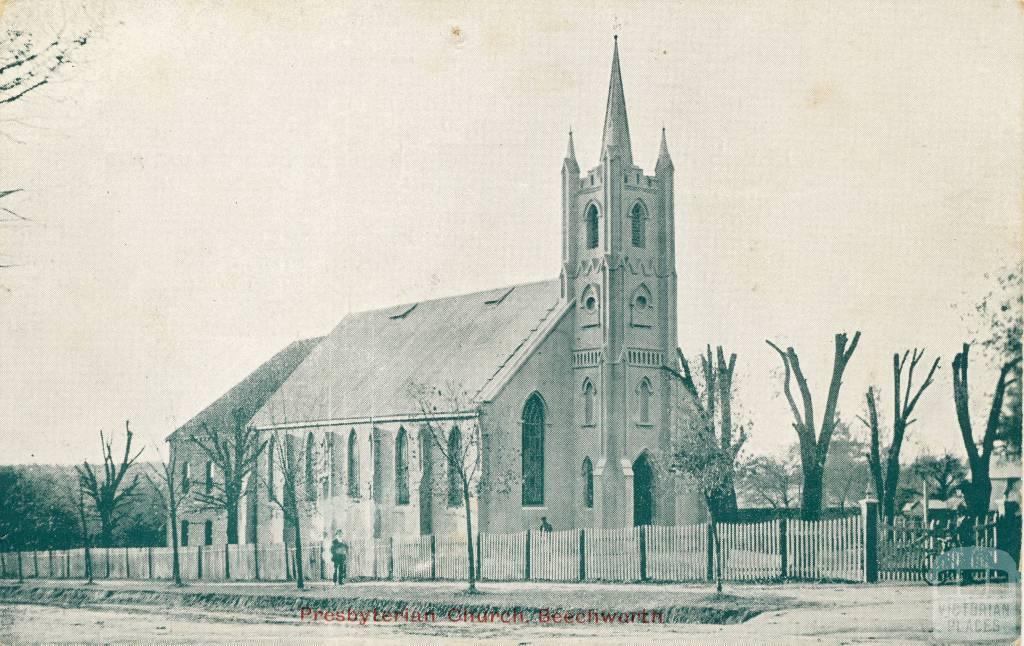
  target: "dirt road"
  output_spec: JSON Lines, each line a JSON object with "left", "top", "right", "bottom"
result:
{"left": 3, "top": 583, "right": 1015, "bottom": 644}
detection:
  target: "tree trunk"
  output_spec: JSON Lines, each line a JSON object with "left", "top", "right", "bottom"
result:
{"left": 462, "top": 482, "right": 476, "bottom": 593}
{"left": 801, "top": 465, "right": 823, "bottom": 520}
{"left": 711, "top": 518, "right": 723, "bottom": 594}
{"left": 169, "top": 502, "right": 182, "bottom": 586}
{"left": 292, "top": 520, "right": 304, "bottom": 590}
{"left": 226, "top": 500, "right": 239, "bottom": 545}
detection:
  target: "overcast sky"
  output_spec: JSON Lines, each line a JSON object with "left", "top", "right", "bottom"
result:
{"left": 0, "top": 0, "right": 1020, "bottom": 464}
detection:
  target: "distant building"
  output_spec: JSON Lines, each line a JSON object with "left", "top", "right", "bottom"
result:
{"left": 170, "top": 40, "right": 703, "bottom": 546}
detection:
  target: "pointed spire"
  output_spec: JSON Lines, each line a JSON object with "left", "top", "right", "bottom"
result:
{"left": 600, "top": 36, "right": 633, "bottom": 166}
{"left": 566, "top": 129, "right": 577, "bottom": 161}
{"left": 656, "top": 127, "right": 673, "bottom": 171}
{"left": 563, "top": 128, "right": 579, "bottom": 173}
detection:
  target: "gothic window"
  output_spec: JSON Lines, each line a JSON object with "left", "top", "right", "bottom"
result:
{"left": 205, "top": 461, "right": 214, "bottom": 493}
{"left": 347, "top": 429, "right": 360, "bottom": 497}
{"left": 522, "top": 393, "right": 546, "bottom": 506}
{"left": 585, "top": 204, "right": 600, "bottom": 249}
{"left": 447, "top": 426, "right": 462, "bottom": 507}
{"left": 331, "top": 433, "right": 343, "bottom": 497}
{"left": 631, "top": 201, "right": 647, "bottom": 248}
{"left": 582, "top": 379, "right": 595, "bottom": 426}
{"left": 180, "top": 520, "right": 189, "bottom": 547}
{"left": 182, "top": 462, "right": 191, "bottom": 495}
{"left": 582, "top": 457, "right": 594, "bottom": 508}
{"left": 323, "top": 434, "right": 334, "bottom": 498}
{"left": 637, "top": 378, "right": 653, "bottom": 424}
{"left": 204, "top": 520, "right": 213, "bottom": 546}
{"left": 372, "top": 431, "right": 382, "bottom": 503}
{"left": 395, "top": 427, "right": 410, "bottom": 506}
{"left": 305, "top": 432, "right": 317, "bottom": 502}
{"left": 266, "top": 437, "right": 275, "bottom": 496}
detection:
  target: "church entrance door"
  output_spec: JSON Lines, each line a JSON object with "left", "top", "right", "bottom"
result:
{"left": 633, "top": 453, "right": 653, "bottom": 527}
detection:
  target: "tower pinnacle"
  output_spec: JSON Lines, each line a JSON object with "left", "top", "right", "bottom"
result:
{"left": 600, "top": 38, "right": 633, "bottom": 166}
{"left": 657, "top": 127, "right": 673, "bottom": 170}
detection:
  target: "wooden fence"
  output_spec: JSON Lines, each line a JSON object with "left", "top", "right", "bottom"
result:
{"left": 0, "top": 517, "right": 869, "bottom": 585}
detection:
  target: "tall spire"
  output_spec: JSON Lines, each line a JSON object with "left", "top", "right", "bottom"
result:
{"left": 563, "top": 129, "right": 579, "bottom": 173}
{"left": 601, "top": 36, "right": 633, "bottom": 166}
{"left": 656, "top": 127, "right": 673, "bottom": 170}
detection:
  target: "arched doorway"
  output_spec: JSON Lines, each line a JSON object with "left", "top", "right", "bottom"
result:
{"left": 633, "top": 453, "right": 654, "bottom": 527}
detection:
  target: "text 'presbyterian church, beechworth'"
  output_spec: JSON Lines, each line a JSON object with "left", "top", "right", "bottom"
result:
{"left": 168, "top": 39, "right": 705, "bottom": 547}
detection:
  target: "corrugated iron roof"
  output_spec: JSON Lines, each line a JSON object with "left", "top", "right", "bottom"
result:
{"left": 250, "top": 279, "right": 563, "bottom": 429}
{"left": 168, "top": 336, "right": 323, "bottom": 440}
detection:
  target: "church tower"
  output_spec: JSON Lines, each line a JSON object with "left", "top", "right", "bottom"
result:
{"left": 561, "top": 38, "right": 679, "bottom": 528}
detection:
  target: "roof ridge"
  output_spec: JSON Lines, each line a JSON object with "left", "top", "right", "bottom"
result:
{"left": 338, "top": 278, "right": 557, "bottom": 321}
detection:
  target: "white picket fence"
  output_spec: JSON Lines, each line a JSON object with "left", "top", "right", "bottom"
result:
{"left": 1, "top": 517, "right": 873, "bottom": 584}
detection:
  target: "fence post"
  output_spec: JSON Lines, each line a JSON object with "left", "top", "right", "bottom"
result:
{"left": 705, "top": 524, "right": 714, "bottom": 582}
{"left": 578, "top": 529, "right": 586, "bottom": 581}
{"left": 254, "top": 543, "right": 261, "bottom": 581}
{"left": 284, "top": 544, "right": 290, "bottom": 581}
{"left": 860, "top": 495, "right": 879, "bottom": 583}
{"left": 430, "top": 535, "right": 436, "bottom": 580}
{"left": 16, "top": 550, "right": 22, "bottom": 582}
{"left": 475, "top": 534, "right": 481, "bottom": 582}
{"left": 125, "top": 547, "right": 130, "bottom": 579}
{"left": 225, "top": 544, "right": 231, "bottom": 580}
{"left": 48, "top": 550, "right": 54, "bottom": 578}
{"left": 33, "top": 551, "right": 39, "bottom": 578}
{"left": 779, "top": 517, "right": 788, "bottom": 580}
{"left": 524, "top": 530, "right": 532, "bottom": 580}
{"left": 388, "top": 537, "right": 395, "bottom": 580}
{"left": 197, "top": 546, "right": 203, "bottom": 580}
{"left": 148, "top": 547, "right": 154, "bottom": 579}
{"left": 639, "top": 525, "right": 648, "bottom": 581}
{"left": 66, "top": 550, "right": 71, "bottom": 578}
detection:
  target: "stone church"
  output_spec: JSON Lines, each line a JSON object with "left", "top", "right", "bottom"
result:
{"left": 168, "top": 40, "right": 702, "bottom": 547}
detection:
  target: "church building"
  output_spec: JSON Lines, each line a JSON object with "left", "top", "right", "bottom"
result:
{"left": 168, "top": 40, "right": 702, "bottom": 547}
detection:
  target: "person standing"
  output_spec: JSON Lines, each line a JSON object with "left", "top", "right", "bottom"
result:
{"left": 330, "top": 531, "right": 348, "bottom": 585}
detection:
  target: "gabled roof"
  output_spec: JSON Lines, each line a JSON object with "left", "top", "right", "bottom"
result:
{"left": 168, "top": 337, "right": 323, "bottom": 441}
{"left": 249, "top": 279, "right": 565, "bottom": 429}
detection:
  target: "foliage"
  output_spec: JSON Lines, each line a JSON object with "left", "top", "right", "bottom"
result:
{"left": 737, "top": 453, "right": 800, "bottom": 510}
{"left": 907, "top": 453, "right": 966, "bottom": 501}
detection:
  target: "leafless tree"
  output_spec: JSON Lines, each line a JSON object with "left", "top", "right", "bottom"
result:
{"left": 144, "top": 447, "right": 192, "bottom": 586}
{"left": 188, "top": 408, "right": 268, "bottom": 545}
{"left": 76, "top": 485, "right": 93, "bottom": 584}
{"left": 952, "top": 343, "right": 1021, "bottom": 519}
{"left": 76, "top": 421, "right": 143, "bottom": 547}
{"left": 262, "top": 429, "right": 313, "bottom": 590}
{"left": 766, "top": 332, "right": 861, "bottom": 520}
{"left": 858, "top": 349, "right": 940, "bottom": 523}
{"left": 668, "top": 345, "right": 742, "bottom": 520}
{"left": 409, "top": 383, "right": 515, "bottom": 594}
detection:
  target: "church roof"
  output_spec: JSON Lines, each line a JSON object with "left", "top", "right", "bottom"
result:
{"left": 168, "top": 336, "right": 323, "bottom": 441}
{"left": 249, "top": 279, "right": 565, "bottom": 429}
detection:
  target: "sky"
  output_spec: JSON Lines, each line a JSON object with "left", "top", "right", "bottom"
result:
{"left": 0, "top": 0, "right": 1021, "bottom": 464}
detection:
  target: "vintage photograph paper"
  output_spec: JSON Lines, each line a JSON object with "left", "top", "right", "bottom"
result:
{"left": 0, "top": 1, "right": 1021, "bottom": 643}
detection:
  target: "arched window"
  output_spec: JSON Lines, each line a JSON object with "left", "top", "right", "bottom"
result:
{"left": 205, "top": 461, "right": 214, "bottom": 493}
{"left": 305, "top": 432, "right": 317, "bottom": 502}
{"left": 582, "top": 457, "right": 594, "bottom": 509}
{"left": 447, "top": 426, "right": 462, "bottom": 507}
{"left": 522, "top": 393, "right": 546, "bottom": 506}
{"left": 323, "top": 434, "right": 334, "bottom": 498}
{"left": 347, "top": 429, "right": 360, "bottom": 497}
{"left": 204, "top": 520, "right": 213, "bottom": 546}
{"left": 180, "top": 520, "right": 189, "bottom": 547}
{"left": 585, "top": 204, "right": 600, "bottom": 249}
{"left": 395, "top": 427, "right": 410, "bottom": 505}
{"left": 582, "top": 379, "right": 595, "bottom": 426}
{"left": 630, "top": 201, "right": 647, "bottom": 248}
{"left": 266, "top": 437, "right": 275, "bottom": 496}
{"left": 182, "top": 462, "right": 191, "bottom": 495}
{"left": 638, "top": 378, "right": 653, "bottom": 424}
{"left": 331, "top": 432, "right": 343, "bottom": 497}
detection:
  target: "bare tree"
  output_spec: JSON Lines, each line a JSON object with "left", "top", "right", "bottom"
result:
{"left": 263, "top": 430, "right": 312, "bottom": 590}
{"left": 952, "top": 343, "right": 1021, "bottom": 519}
{"left": 858, "top": 349, "right": 940, "bottom": 523}
{"left": 188, "top": 408, "right": 268, "bottom": 545}
{"left": 144, "top": 448, "right": 192, "bottom": 586}
{"left": 76, "top": 421, "right": 143, "bottom": 547}
{"left": 409, "top": 383, "right": 515, "bottom": 594}
{"left": 766, "top": 332, "right": 861, "bottom": 520}
{"left": 668, "top": 345, "right": 742, "bottom": 520}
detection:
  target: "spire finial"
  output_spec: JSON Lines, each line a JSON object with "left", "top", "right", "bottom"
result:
{"left": 657, "top": 126, "right": 673, "bottom": 170}
{"left": 601, "top": 37, "right": 632, "bottom": 166}
{"left": 565, "top": 128, "right": 577, "bottom": 162}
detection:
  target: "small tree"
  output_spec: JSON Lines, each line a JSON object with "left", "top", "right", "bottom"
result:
{"left": 821, "top": 422, "right": 870, "bottom": 512}
{"left": 145, "top": 448, "right": 192, "bottom": 586}
{"left": 188, "top": 408, "right": 268, "bottom": 544}
{"left": 766, "top": 332, "right": 861, "bottom": 520}
{"left": 952, "top": 343, "right": 1020, "bottom": 519}
{"left": 409, "top": 383, "right": 515, "bottom": 594}
{"left": 859, "top": 349, "right": 940, "bottom": 523}
{"left": 263, "top": 430, "right": 311, "bottom": 589}
{"left": 737, "top": 453, "right": 800, "bottom": 511}
{"left": 669, "top": 346, "right": 742, "bottom": 520}
{"left": 909, "top": 453, "right": 966, "bottom": 501}
{"left": 76, "top": 421, "right": 143, "bottom": 547}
